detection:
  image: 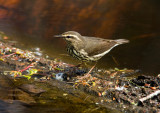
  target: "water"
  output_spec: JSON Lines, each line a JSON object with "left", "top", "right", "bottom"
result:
{"left": 0, "top": 0, "right": 160, "bottom": 112}
{"left": 0, "top": 0, "right": 160, "bottom": 74}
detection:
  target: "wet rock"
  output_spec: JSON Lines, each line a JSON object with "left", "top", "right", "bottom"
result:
{"left": 55, "top": 73, "right": 68, "bottom": 81}
{"left": 19, "top": 84, "right": 46, "bottom": 96}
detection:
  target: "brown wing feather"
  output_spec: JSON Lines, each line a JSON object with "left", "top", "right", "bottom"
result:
{"left": 83, "top": 36, "right": 117, "bottom": 56}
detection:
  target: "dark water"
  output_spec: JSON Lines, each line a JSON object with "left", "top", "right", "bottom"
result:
{"left": 0, "top": 0, "right": 160, "bottom": 74}
{"left": 0, "top": 97, "right": 117, "bottom": 113}
{"left": 0, "top": 0, "right": 160, "bottom": 112}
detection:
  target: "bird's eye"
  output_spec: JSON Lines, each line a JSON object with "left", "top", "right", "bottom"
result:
{"left": 66, "top": 36, "right": 72, "bottom": 38}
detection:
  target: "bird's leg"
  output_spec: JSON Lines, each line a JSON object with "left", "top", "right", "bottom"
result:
{"left": 84, "top": 62, "right": 96, "bottom": 77}
{"left": 78, "top": 62, "right": 97, "bottom": 79}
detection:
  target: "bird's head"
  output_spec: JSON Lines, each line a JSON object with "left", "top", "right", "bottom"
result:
{"left": 54, "top": 31, "right": 83, "bottom": 44}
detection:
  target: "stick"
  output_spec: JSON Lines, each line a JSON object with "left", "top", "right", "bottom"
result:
{"left": 139, "top": 90, "right": 160, "bottom": 102}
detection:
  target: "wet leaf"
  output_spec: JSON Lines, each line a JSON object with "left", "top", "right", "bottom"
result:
{"left": 23, "top": 75, "right": 32, "bottom": 80}
{"left": 150, "top": 87, "right": 156, "bottom": 90}
{"left": 23, "top": 69, "right": 38, "bottom": 80}
{"left": 10, "top": 71, "right": 22, "bottom": 77}
{"left": 28, "top": 69, "right": 38, "bottom": 75}
{"left": 55, "top": 67, "right": 64, "bottom": 71}
{"left": 0, "top": 58, "right": 4, "bottom": 61}
{"left": 114, "top": 68, "right": 119, "bottom": 71}
{"left": 92, "top": 82, "right": 96, "bottom": 86}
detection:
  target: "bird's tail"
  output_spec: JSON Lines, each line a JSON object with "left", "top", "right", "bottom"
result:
{"left": 115, "top": 39, "right": 129, "bottom": 45}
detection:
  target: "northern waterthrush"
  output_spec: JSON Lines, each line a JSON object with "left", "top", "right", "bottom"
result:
{"left": 55, "top": 31, "right": 129, "bottom": 62}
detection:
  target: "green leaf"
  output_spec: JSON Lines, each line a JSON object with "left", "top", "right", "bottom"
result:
{"left": 55, "top": 67, "right": 64, "bottom": 71}
{"left": 23, "top": 74, "right": 32, "bottom": 80}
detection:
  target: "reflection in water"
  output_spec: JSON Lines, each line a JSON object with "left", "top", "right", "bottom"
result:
{"left": 0, "top": 0, "right": 160, "bottom": 73}
{"left": 0, "top": 100, "right": 28, "bottom": 113}
{"left": 0, "top": 100, "right": 116, "bottom": 113}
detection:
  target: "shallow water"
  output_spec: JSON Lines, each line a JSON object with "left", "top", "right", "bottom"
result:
{"left": 0, "top": 0, "right": 160, "bottom": 74}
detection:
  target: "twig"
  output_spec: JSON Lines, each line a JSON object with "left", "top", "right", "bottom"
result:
{"left": 19, "top": 62, "right": 36, "bottom": 72}
{"left": 139, "top": 90, "right": 160, "bottom": 102}
{"left": 112, "top": 56, "right": 119, "bottom": 66}
{"left": 2, "top": 52, "right": 16, "bottom": 58}
{"left": 85, "top": 63, "right": 97, "bottom": 76}
{"left": 78, "top": 62, "right": 97, "bottom": 80}
{"left": 84, "top": 95, "right": 90, "bottom": 101}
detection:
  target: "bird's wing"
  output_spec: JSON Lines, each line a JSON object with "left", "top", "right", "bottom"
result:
{"left": 83, "top": 36, "right": 117, "bottom": 56}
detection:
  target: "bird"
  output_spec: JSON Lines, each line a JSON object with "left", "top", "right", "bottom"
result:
{"left": 54, "top": 31, "right": 129, "bottom": 62}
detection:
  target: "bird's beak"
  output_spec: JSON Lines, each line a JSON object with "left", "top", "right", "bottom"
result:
{"left": 54, "top": 35, "right": 66, "bottom": 38}
{"left": 54, "top": 35, "right": 62, "bottom": 37}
